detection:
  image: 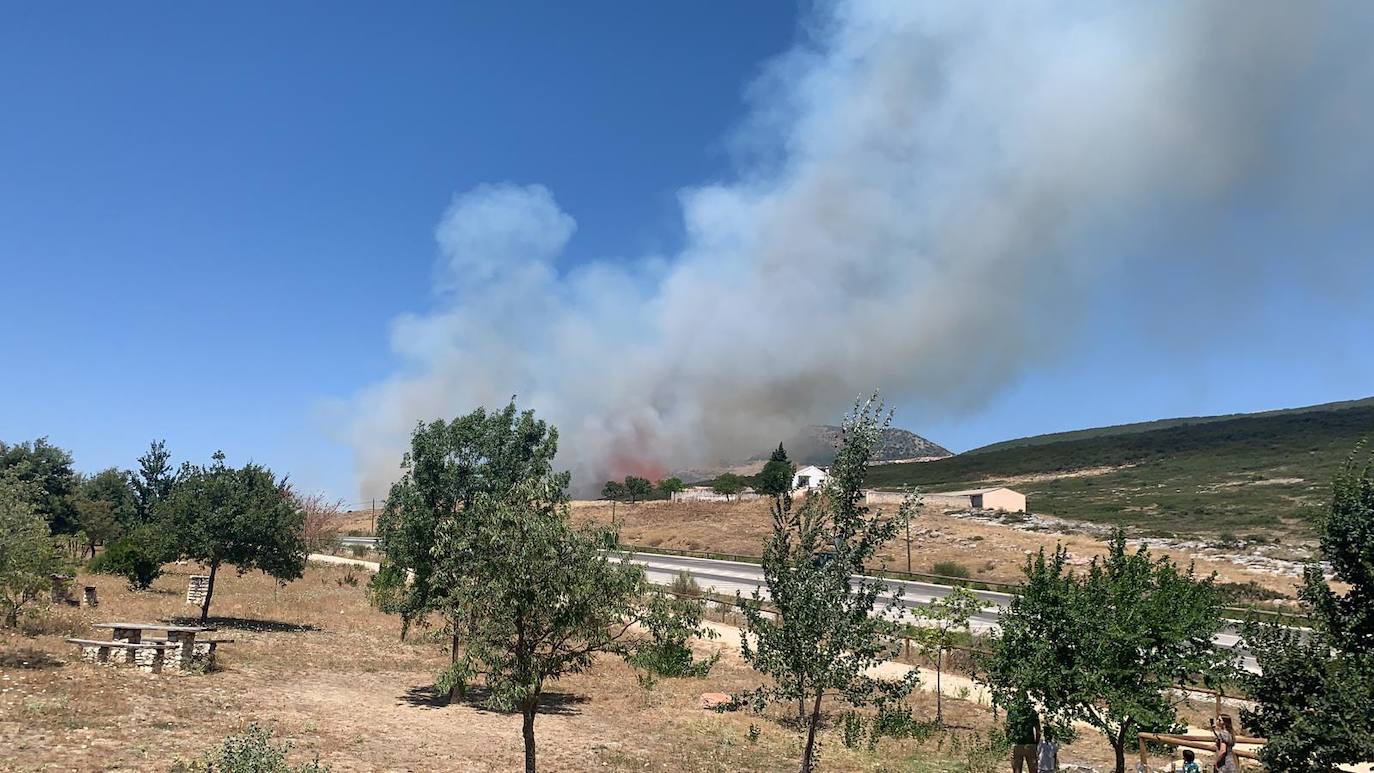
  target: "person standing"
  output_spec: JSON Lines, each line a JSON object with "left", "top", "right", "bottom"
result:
{"left": 1212, "top": 714, "right": 1240, "bottom": 773}
{"left": 1036, "top": 727, "right": 1058, "bottom": 772}
{"left": 1005, "top": 693, "right": 1040, "bottom": 773}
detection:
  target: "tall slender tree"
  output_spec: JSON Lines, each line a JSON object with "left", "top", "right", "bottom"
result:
{"left": 757, "top": 443, "right": 796, "bottom": 497}
{"left": 912, "top": 586, "right": 984, "bottom": 724}
{"left": 132, "top": 440, "right": 177, "bottom": 524}
{"left": 736, "top": 396, "right": 918, "bottom": 772}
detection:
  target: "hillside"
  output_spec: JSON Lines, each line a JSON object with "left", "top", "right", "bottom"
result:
{"left": 968, "top": 396, "right": 1374, "bottom": 455}
{"left": 780, "top": 424, "right": 951, "bottom": 465}
{"left": 865, "top": 398, "right": 1374, "bottom": 537}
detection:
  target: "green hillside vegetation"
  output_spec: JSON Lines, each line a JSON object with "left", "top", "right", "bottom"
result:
{"left": 865, "top": 400, "right": 1374, "bottom": 536}
{"left": 967, "top": 396, "right": 1374, "bottom": 455}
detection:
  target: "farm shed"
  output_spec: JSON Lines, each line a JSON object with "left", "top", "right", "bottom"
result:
{"left": 924, "top": 487, "right": 1026, "bottom": 513}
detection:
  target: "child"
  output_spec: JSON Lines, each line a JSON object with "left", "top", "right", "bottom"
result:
{"left": 1180, "top": 749, "right": 1201, "bottom": 773}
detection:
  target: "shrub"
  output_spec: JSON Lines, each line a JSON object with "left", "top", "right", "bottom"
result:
{"left": 88, "top": 527, "right": 166, "bottom": 590}
{"left": 348, "top": 545, "right": 367, "bottom": 559}
{"left": 931, "top": 561, "right": 971, "bottom": 579}
{"left": 628, "top": 591, "right": 718, "bottom": 678}
{"left": 174, "top": 723, "right": 327, "bottom": 773}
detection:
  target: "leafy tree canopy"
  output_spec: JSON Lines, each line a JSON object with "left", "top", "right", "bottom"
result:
{"left": 372, "top": 400, "right": 561, "bottom": 649}
{"left": 162, "top": 452, "right": 306, "bottom": 621}
{"left": 1244, "top": 450, "right": 1374, "bottom": 771}
{"left": 0, "top": 475, "right": 66, "bottom": 627}
{"left": 711, "top": 472, "right": 746, "bottom": 501}
{"left": 657, "top": 477, "right": 685, "bottom": 498}
{"left": 0, "top": 437, "right": 78, "bottom": 534}
{"left": 757, "top": 443, "right": 795, "bottom": 497}
{"left": 80, "top": 468, "right": 138, "bottom": 528}
{"left": 601, "top": 480, "right": 626, "bottom": 502}
{"left": 433, "top": 474, "right": 643, "bottom": 773}
{"left": 132, "top": 439, "right": 178, "bottom": 524}
{"left": 623, "top": 475, "right": 653, "bottom": 503}
{"left": 983, "top": 533, "right": 1225, "bottom": 773}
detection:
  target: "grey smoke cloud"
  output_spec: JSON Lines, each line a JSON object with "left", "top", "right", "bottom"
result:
{"left": 344, "top": 1, "right": 1374, "bottom": 497}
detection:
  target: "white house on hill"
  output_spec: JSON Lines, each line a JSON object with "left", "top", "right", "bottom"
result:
{"left": 792, "top": 465, "right": 828, "bottom": 491}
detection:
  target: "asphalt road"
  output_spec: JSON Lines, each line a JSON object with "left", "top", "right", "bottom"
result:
{"left": 335, "top": 536, "right": 1256, "bottom": 670}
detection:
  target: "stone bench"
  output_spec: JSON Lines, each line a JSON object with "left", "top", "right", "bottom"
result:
{"left": 66, "top": 639, "right": 179, "bottom": 673}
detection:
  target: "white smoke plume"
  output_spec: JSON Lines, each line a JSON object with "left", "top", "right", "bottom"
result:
{"left": 344, "top": 1, "right": 1374, "bottom": 497}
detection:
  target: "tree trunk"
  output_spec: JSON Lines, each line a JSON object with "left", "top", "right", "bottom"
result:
{"left": 1112, "top": 726, "right": 1129, "bottom": 773}
{"left": 447, "top": 632, "right": 464, "bottom": 703}
{"left": 199, "top": 560, "right": 219, "bottom": 623}
{"left": 935, "top": 649, "right": 943, "bottom": 724}
{"left": 4, "top": 605, "right": 17, "bottom": 628}
{"left": 522, "top": 699, "right": 538, "bottom": 773}
{"left": 799, "top": 690, "right": 823, "bottom": 773}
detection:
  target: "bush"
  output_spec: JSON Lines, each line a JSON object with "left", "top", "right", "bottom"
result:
{"left": 931, "top": 561, "right": 971, "bottom": 579}
{"left": 628, "top": 591, "right": 718, "bottom": 678}
{"left": 174, "top": 723, "right": 327, "bottom": 773}
{"left": 88, "top": 528, "right": 166, "bottom": 590}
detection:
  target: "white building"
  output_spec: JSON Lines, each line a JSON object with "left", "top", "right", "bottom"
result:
{"left": 792, "top": 465, "right": 829, "bottom": 491}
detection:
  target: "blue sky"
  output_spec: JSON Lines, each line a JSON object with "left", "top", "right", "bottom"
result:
{"left": 3, "top": 3, "right": 1372, "bottom": 501}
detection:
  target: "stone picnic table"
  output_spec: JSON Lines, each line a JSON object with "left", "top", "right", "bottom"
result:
{"left": 66, "top": 622, "right": 232, "bottom": 673}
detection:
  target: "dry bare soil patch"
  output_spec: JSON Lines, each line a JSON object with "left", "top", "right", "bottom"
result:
{"left": 573, "top": 499, "right": 1303, "bottom": 598}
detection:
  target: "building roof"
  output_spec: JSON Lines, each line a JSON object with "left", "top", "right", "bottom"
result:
{"left": 928, "top": 487, "right": 1020, "bottom": 497}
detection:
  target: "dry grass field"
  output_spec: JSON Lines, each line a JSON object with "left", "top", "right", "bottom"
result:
{"left": 0, "top": 557, "right": 1234, "bottom": 772}
{"left": 571, "top": 499, "right": 1304, "bottom": 599}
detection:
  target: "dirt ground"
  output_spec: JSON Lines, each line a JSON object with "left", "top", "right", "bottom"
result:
{"left": 571, "top": 499, "right": 1303, "bottom": 598}
{"left": 0, "top": 559, "right": 1233, "bottom": 772}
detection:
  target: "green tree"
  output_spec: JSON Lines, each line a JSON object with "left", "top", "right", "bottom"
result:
{"left": 911, "top": 586, "right": 984, "bottom": 724}
{"left": 0, "top": 438, "right": 78, "bottom": 534}
{"left": 623, "top": 475, "right": 653, "bottom": 503}
{"left": 983, "top": 533, "right": 1225, "bottom": 773}
{"left": 72, "top": 494, "right": 122, "bottom": 557}
{"left": 1243, "top": 451, "right": 1374, "bottom": 771}
{"left": 371, "top": 401, "right": 562, "bottom": 698}
{"left": 89, "top": 525, "right": 169, "bottom": 590}
{"left": 757, "top": 443, "right": 795, "bottom": 497}
{"left": 81, "top": 468, "right": 138, "bottom": 528}
{"left": 711, "top": 473, "right": 746, "bottom": 502}
{"left": 132, "top": 439, "right": 178, "bottom": 524}
{"left": 601, "top": 480, "right": 626, "bottom": 502}
{"left": 0, "top": 476, "right": 66, "bottom": 627}
{"left": 736, "top": 396, "right": 919, "bottom": 772}
{"left": 433, "top": 474, "right": 644, "bottom": 773}
{"left": 628, "top": 590, "right": 719, "bottom": 679}
{"left": 658, "top": 476, "right": 685, "bottom": 501}
{"left": 162, "top": 452, "right": 307, "bottom": 621}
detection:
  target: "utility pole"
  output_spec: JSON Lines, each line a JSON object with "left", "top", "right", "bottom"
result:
{"left": 371, "top": 497, "right": 376, "bottom": 536}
